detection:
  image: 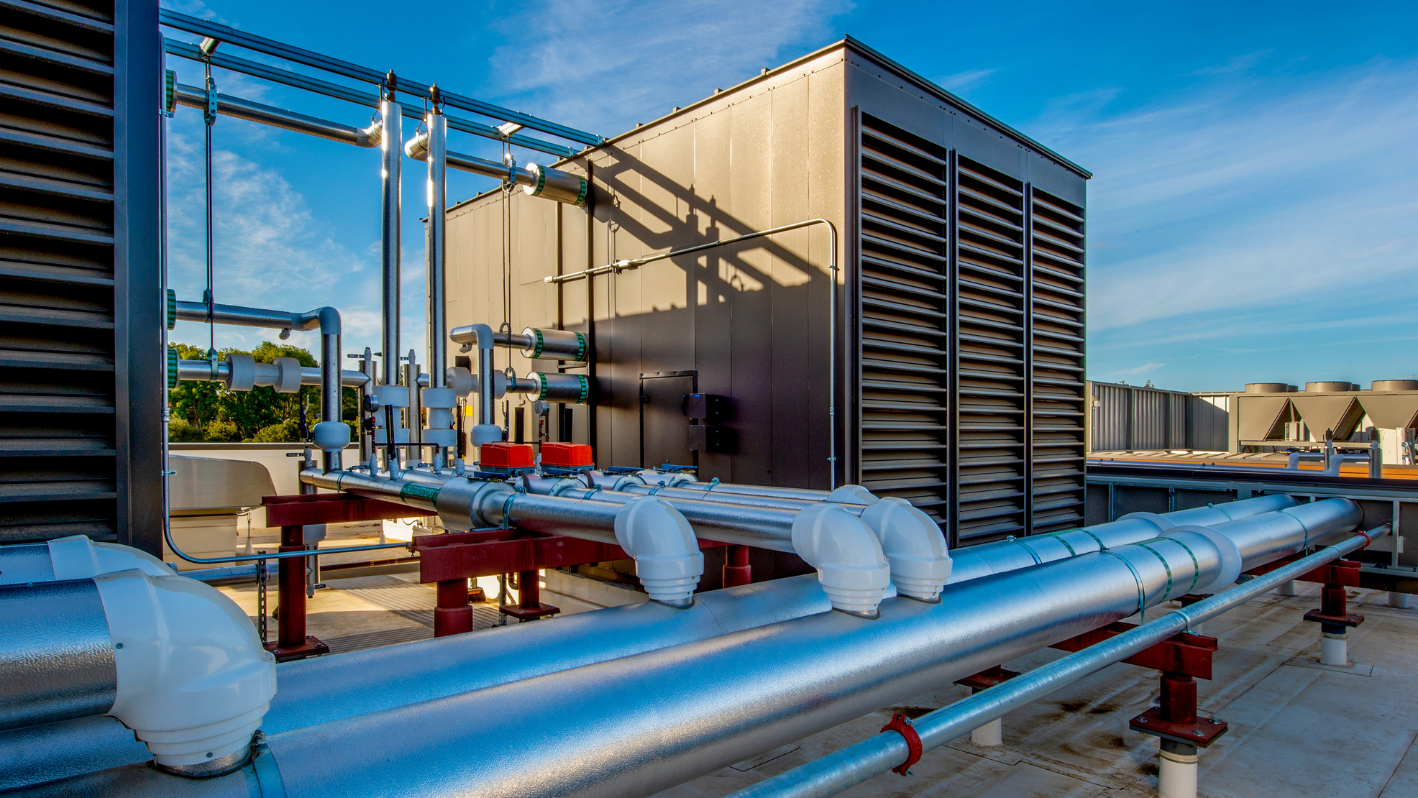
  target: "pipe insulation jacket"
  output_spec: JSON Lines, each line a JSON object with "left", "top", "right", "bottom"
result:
{"left": 0, "top": 569, "right": 275, "bottom": 775}
{"left": 0, "top": 495, "right": 1300, "bottom": 787}
{"left": 49, "top": 496, "right": 1355, "bottom": 797}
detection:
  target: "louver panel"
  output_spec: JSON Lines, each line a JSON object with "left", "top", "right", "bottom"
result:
{"left": 857, "top": 117, "right": 950, "bottom": 520}
{"left": 1030, "top": 189, "right": 1086, "bottom": 532}
{"left": 954, "top": 158, "right": 1026, "bottom": 541}
{"left": 0, "top": 0, "right": 119, "bottom": 542}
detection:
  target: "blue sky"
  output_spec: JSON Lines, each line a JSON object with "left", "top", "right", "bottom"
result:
{"left": 163, "top": 0, "right": 1418, "bottom": 392}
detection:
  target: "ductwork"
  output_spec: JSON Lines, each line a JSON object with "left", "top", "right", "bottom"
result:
{"left": 0, "top": 494, "right": 1306, "bottom": 789}
{"left": 38, "top": 497, "right": 1357, "bottom": 797}
{"left": 0, "top": 561, "right": 275, "bottom": 777}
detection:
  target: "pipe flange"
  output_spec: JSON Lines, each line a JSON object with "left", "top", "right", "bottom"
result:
{"left": 1163, "top": 524, "right": 1244, "bottom": 595}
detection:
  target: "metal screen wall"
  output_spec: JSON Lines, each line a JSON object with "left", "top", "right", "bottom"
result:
{"left": 0, "top": 0, "right": 162, "bottom": 549}
{"left": 855, "top": 116, "right": 952, "bottom": 522}
{"left": 855, "top": 115, "right": 1087, "bottom": 544}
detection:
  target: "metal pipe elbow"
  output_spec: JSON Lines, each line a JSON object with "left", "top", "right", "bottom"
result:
{"left": 614, "top": 498, "right": 704, "bottom": 608}
{"left": 359, "top": 118, "right": 383, "bottom": 148}
{"left": 790, "top": 504, "right": 892, "bottom": 618}
{"left": 403, "top": 129, "right": 429, "bottom": 160}
{"left": 858, "top": 498, "right": 951, "bottom": 602}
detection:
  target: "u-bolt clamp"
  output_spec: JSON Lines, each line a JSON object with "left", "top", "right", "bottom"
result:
{"left": 880, "top": 713, "right": 923, "bottom": 776}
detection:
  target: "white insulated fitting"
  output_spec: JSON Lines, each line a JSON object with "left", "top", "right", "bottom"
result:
{"left": 1158, "top": 746, "right": 1199, "bottom": 798}
{"left": 1320, "top": 632, "right": 1348, "bottom": 666}
{"left": 94, "top": 569, "right": 276, "bottom": 770}
{"left": 52, "top": 534, "right": 174, "bottom": 580}
{"left": 273, "top": 357, "right": 302, "bottom": 394}
{"left": 312, "top": 420, "right": 351, "bottom": 452}
{"left": 824, "top": 485, "right": 879, "bottom": 506}
{"left": 613, "top": 497, "right": 704, "bottom": 607}
{"left": 225, "top": 353, "right": 256, "bottom": 391}
{"left": 859, "top": 498, "right": 951, "bottom": 602}
{"left": 446, "top": 366, "right": 476, "bottom": 397}
{"left": 790, "top": 504, "right": 892, "bottom": 617}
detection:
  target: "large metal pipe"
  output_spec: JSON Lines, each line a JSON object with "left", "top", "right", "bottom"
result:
{"left": 0, "top": 496, "right": 1302, "bottom": 787}
{"left": 0, "top": 580, "right": 116, "bottom": 731}
{"left": 379, "top": 96, "right": 402, "bottom": 387}
{"left": 63, "top": 497, "right": 1354, "bottom": 797}
{"left": 733, "top": 522, "right": 1391, "bottom": 798}
{"left": 173, "top": 83, "right": 381, "bottom": 147}
{"left": 423, "top": 109, "right": 447, "bottom": 389}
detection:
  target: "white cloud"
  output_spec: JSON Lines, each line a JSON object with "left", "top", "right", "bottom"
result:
{"left": 932, "top": 67, "right": 996, "bottom": 94}
{"left": 480, "top": 0, "right": 854, "bottom": 137}
{"left": 1029, "top": 58, "right": 1418, "bottom": 335}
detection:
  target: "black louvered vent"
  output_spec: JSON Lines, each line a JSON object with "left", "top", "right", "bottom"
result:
{"left": 1030, "top": 189, "right": 1086, "bottom": 531}
{"left": 0, "top": 0, "right": 120, "bottom": 542}
{"left": 856, "top": 116, "right": 951, "bottom": 522}
{"left": 952, "top": 157, "right": 1028, "bottom": 542}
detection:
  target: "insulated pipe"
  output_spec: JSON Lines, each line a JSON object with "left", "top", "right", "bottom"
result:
{"left": 111, "top": 498, "right": 1358, "bottom": 798}
{"left": 174, "top": 300, "right": 348, "bottom": 469}
{"left": 380, "top": 97, "right": 401, "bottom": 388}
{"left": 0, "top": 571, "right": 276, "bottom": 777}
{"left": 445, "top": 324, "right": 502, "bottom": 446}
{"left": 422, "top": 108, "right": 447, "bottom": 390}
{"left": 0, "top": 495, "right": 1304, "bottom": 785}
{"left": 174, "top": 83, "right": 381, "bottom": 147}
{"left": 176, "top": 359, "right": 370, "bottom": 388}
{"left": 731, "top": 523, "right": 1390, "bottom": 798}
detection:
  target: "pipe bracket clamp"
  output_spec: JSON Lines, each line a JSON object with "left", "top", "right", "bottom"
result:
{"left": 880, "top": 713, "right": 922, "bottom": 776}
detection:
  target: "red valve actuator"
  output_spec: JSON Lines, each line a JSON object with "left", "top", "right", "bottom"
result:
{"left": 541, "top": 442, "right": 593, "bottom": 468}
{"left": 480, "top": 442, "right": 535, "bottom": 468}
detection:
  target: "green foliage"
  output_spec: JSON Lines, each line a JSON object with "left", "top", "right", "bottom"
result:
{"left": 251, "top": 420, "right": 302, "bottom": 442}
{"left": 167, "top": 341, "right": 351, "bottom": 443}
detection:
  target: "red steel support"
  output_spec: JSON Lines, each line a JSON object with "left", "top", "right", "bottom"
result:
{"left": 434, "top": 579, "right": 473, "bottom": 637}
{"left": 265, "top": 525, "right": 330, "bottom": 661}
{"left": 724, "top": 545, "right": 752, "bottom": 587}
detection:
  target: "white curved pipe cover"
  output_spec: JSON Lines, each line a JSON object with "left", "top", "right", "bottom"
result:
{"left": 94, "top": 569, "right": 275, "bottom": 769}
{"left": 48, "top": 535, "right": 173, "bottom": 581}
{"left": 825, "top": 485, "right": 879, "bottom": 506}
{"left": 613, "top": 497, "right": 704, "bottom": 605}
{"left": 859, "top": 498, "right": 952, "bottom": 601}
{"left": 790, "top": 504, "right": 891, "bottom": 616}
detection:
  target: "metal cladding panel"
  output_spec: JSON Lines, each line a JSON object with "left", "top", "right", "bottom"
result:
{"left": 1289, "top": 395, "right": 1362, "bottom": 440}
{"left": 0, "top": 0, "right": 162, "bottom": 551}
{"left": 1235, "top": 395, "right": 1290, "bottom": 442}
{"left": 445, "top": 49, "right": 847, "bottom": 491}
{"left": 1357, "top": 394, "right": 1418, "bottom": 430}
{"left": 1190, "top": 394, "right": 1231, "bottom": 451}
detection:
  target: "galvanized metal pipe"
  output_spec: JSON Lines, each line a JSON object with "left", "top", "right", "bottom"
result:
{"left": 173, "top": 83, "right": 381, "bottom": 147}
{"left": 380, "top": 97, "right": 402, "bottom": 387}
{"left": 423, "top": 110, "right": 447, "bottom": 390}
{"left": 0, "top": 580, "right": 116, "bottom": 732}
{"left": 0, "top": 495, "right": 1308, "bottom": 788}
{"left": 730, "top": 522, "right": 1391, "bottom": 798}
{"left": 220, "top": 499, "right": 1358, "bottom": 798}
{"left": 176, "top": 359, "right": 369, "bottom": 388}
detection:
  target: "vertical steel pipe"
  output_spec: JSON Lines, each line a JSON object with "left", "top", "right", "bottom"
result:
{"left": 320, "top": 329, "right": 342, "bottom": 472}
{"left": 425, "top": 108, "right": 447, "bottom": 390}
{"left": 380, "top": 96, "right": 402, "bottom": 386}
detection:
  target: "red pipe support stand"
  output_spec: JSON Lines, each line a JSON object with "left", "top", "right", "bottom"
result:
{"left": 264, "top": 525, "right": 330, "bottom": 662}
{"left": 434, "top": 579, "right": 473, "bottom": 637}
{"left": 724, "top": 544, "right": 752, "bottom": 587}
{"left": 500, "top": 568, "right": 561, "bottom": 622}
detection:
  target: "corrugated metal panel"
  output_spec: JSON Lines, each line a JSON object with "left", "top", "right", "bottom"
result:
{"left": 953, "top": 156, "right": 1027, "bottom": 541}
{"left": 1190, "top": 393, "right": 1230, "bottom": 451}
{"left": 0, "top": 0, "right": 161, "bottom": 548}
{"left": 1029, "top": 189, "right": 1085, "bottom": 531}
{"left": 855, "top": 115, "right": 951, "bottom": 520}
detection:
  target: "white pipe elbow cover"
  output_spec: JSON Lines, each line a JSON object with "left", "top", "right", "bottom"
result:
{"left": 825, "top": 485, "right": 879, "bottom": 506}
{"left": 48, "top": 535, "right": 174, "bottom": 581}
{"left": 791, "top": 504, "right": 892, "bottom": 615}
{"left": 859, "top": 498, "right": 951, "bottom": 601}
{"left": 614, "top": 497, "right": 703, "bottom": 604}
{"left": 94, "top": 570, "right": 276, "bottom": 768}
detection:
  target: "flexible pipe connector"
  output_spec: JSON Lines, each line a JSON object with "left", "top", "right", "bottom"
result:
{"left": 859, "top": 498, "right": 951, "bottom": 602}
{"left": 790, "top": 504, "right": 892, "bottom": 617}
{"left": 96, "top": 570, "right": 275, "bottom": 775}
{"left": 614, "top": 498, "right": 704, "bottom": 608}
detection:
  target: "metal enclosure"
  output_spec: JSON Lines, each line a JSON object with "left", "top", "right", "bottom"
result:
{"left": 445, "top": 39, "right": 1089, "bottom": 545}
{"left": 0, "top": 0, "right": 163, "bottom": 551}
